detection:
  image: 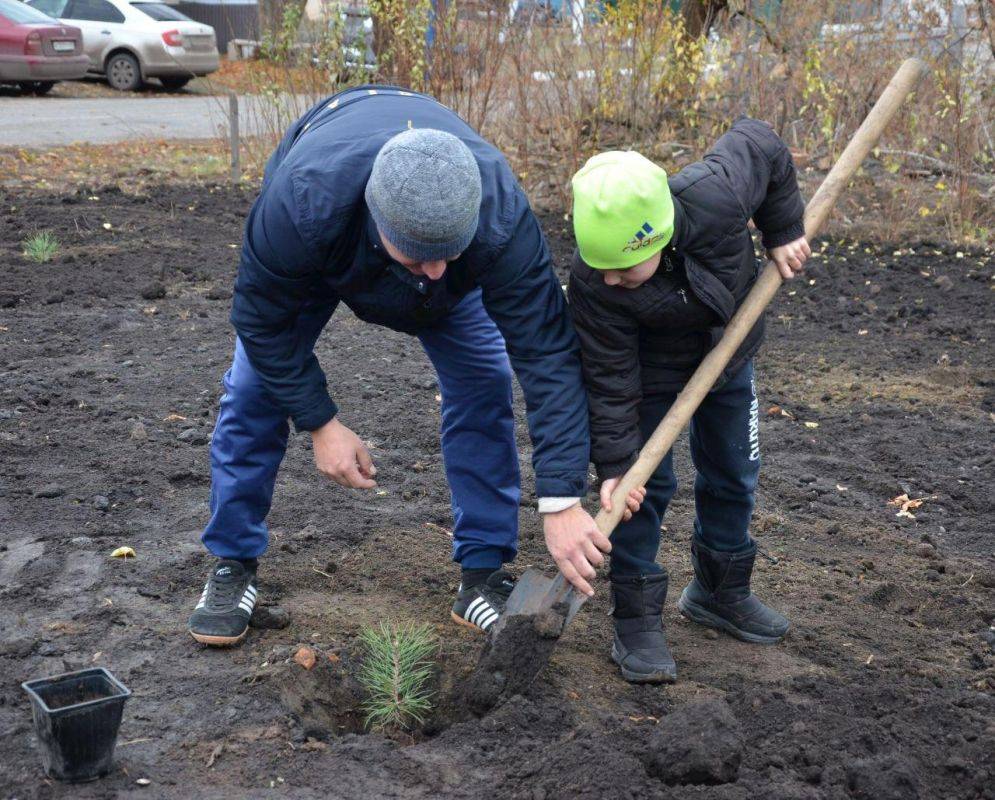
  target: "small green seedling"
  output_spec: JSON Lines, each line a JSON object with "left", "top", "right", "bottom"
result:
{"left": 22, "top": 232, "right": 60, "bottom": 263}
{"left": 358, "top": 621, "right": 436, "bottom": 731}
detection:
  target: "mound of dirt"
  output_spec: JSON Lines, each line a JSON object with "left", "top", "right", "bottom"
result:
{"left": 846, "top": 754, "right": 920, "bottom": 799}
{"left": 643, "top": 699, "right": 744, "bottom": 786}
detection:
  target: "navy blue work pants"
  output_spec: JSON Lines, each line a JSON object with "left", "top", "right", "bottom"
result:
{"left": 201, "top": 289, "right": 520, "bottom": 569}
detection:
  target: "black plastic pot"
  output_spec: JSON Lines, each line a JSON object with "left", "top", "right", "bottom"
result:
{"left": 21, "top": 667, "right": 131, "bottom": 782}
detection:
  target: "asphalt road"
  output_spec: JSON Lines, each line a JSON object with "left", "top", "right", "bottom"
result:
{"left": 0, "top": 94, "right": 309, "bottom": 146}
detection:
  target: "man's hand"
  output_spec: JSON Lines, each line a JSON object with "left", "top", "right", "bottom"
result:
{"left": 311, "top": 418, "right": 377, "bottom": 489}
{"left": 599, "top": 478, "right": 646, "bottom": 522}
{"left": 543, "top": 504, "right": 612, "bottom": 597}
{"left": 768, "top": 235, "right": 811, "bottom": 280}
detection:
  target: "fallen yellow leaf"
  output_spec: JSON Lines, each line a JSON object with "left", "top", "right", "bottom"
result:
{"left": 803, "top": 421, "right": 819, "bottom": 429}
{"left": 888, "top": 493, "right": 934, "bottom": 516}
{"left": 110, "top": 546, "right": 135, "bottom": 559}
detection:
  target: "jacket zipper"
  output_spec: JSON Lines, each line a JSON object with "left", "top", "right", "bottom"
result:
{"left": 678, "top": 289, "right": 688, "bottom": 304}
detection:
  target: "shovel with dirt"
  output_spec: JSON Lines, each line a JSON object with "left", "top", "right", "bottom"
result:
{"left": 466, "top": 57, "right": 927, "bottom": 713}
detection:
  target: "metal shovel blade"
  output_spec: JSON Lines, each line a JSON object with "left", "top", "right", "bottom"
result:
{"left": 489, "top": 569, "right": 589, "bottom": 638}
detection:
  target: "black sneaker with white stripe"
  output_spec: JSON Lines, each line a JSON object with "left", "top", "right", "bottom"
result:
{"left": 450, "top": 569, "right": 516, "bottom": 633}
{"left": 187, "top": 559, "right": 258, "bottom": 646}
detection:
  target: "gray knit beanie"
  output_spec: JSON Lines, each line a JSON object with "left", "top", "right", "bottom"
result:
{"left": 365, "top": 128, "right": 482, "bottom": 262}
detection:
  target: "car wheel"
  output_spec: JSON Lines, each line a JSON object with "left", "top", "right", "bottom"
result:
{"left": 106, "top": 53, "right": 142, "bottom": 92}
{"left": 18, "top": 81, "right": 56, "bottom": 96}
{"left": 159, "top": 76, "right": 190, "bottom": 92}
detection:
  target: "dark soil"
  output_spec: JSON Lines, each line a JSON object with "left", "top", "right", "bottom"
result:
{"left": 33, "top": 679, "right": 116, "bottom": 710}
{"left": 464, "top": 603, "right": 568, "bottom": 715}
{"left": 1, "top": 184, "right": 994, "bottom": 799}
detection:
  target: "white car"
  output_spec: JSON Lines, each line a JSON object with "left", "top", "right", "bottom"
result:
{"left": 26, "top": 0, "right": 219, "bottom": 91}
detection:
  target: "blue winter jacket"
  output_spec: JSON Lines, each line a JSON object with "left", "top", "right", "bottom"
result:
{"left": 230, "top": 86, "right": 590, "bottom": 498}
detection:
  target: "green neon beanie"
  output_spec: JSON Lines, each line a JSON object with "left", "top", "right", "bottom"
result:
{"left": 571, "top": 151, "right": 674, "bottom": 270}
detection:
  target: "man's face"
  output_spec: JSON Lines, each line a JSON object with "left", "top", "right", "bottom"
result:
{"left": 379, "top": 230, "right": 459, "bottom": 281}
{"left": 600, "top": 251, "right": 662, "bottom": 289}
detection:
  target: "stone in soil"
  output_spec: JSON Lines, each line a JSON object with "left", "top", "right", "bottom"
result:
{"left": 33, "top": 483, "right": 64, "bottom": 498}
{"left": 642, "top": 698, "right": 743, "bottom": 785}
{"left": 178, "top": 428, "right": 210, "bottom": 445}
{"left": 250, "top": 605, "right": 291, "bottom": 630}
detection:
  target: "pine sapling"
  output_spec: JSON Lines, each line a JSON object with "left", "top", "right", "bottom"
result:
{"left": 358, "top": 621, "right": 436, "bottom": 731}
{"left": 22, "top": 232, "right": 59, "bottom": 263}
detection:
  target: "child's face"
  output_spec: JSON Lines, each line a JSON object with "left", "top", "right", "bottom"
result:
{"left": 600, "top": 251, "right": 662, "bottom": 289}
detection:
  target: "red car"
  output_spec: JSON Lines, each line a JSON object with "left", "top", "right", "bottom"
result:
{"left": 0, "top": 0, "right": 87, "bottom": 94}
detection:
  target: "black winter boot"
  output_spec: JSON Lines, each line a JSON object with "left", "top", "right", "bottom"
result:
{"left": 677, "top": 538, "right": 789, "bottom": 644}
{"left": 609, "top": 573, "right": 677, "bottom": 684}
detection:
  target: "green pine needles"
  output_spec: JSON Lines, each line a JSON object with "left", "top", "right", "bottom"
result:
{"left": 358, "top": 621, "right": 437, "bottom": 731}
{"left": 22, "top": 232, "right": 59, "bottom": 263}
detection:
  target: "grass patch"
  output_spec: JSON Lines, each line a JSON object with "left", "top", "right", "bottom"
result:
{"left": 358, "top": 621, "right": 436, "bottom": 732}
{"left": 22, "top": 231, "right": 59, "bottom": 263}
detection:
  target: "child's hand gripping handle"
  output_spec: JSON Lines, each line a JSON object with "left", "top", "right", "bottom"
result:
{"left": 593, "top": 57, "right": 926, "bottom": 539}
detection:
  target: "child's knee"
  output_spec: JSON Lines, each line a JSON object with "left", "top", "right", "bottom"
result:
{"left": 696, "top": 451, "right": 759, "bottom": 498}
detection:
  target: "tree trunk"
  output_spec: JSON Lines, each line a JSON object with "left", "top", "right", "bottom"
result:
{"left": 681, "top": 0, "right": 728, "bottom": 39}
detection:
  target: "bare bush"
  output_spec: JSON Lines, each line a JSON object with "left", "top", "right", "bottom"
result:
{"left": 237, "top": 0, "right": 994, "bottom": 242}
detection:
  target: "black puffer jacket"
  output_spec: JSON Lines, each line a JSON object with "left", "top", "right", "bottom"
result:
{"left": 568, "top": 118, "right": 805, "bottom": 479}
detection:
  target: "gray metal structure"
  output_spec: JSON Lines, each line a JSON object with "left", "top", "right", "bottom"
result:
{"left": 173, "top": 0, "right": 256, "bottom": 53}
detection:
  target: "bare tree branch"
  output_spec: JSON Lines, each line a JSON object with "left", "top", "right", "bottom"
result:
{"left": 977, "top": 0, "right": 995, "bottom": 60}
{"left": 877, "top": 148, "right": 995, "bottom": 182}
{"left": 730, "top": 7, "right": 789, "bottom": 55}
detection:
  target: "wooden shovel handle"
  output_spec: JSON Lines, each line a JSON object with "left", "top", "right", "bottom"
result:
{"left": 594, "top": 57, "right": 926, "bottom": 536}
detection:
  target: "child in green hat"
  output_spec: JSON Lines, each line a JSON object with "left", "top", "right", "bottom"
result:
{"left": 568, "top": 118, "right": 810, "bottom": 683}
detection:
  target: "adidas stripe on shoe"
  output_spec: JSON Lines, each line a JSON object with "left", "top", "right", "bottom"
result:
{"left": 188, "top": 559, "right": 258, "bottom": 646}
{"left": 450, "top": 569, "right": 516, "bottom": 633}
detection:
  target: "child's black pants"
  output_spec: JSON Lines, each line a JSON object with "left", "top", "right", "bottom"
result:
{"left": 610, "top": 361, "right": 761, "bottom": 577}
